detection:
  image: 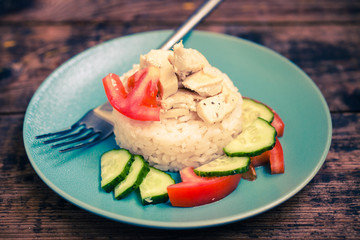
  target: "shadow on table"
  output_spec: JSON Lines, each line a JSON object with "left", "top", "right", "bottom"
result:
{"left": 0, "top": 0, "right": 34, "bottom": 15}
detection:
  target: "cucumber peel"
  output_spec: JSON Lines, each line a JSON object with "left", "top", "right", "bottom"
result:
{"left": 224, "top": 117, "right": 276, "bottom": 157}
{"left": 100, "top": 149, "right": 133, "bottom": 192}
{"left": 194, "top": 155, "right": 250, "bottom": 177}
{"left": 114, "top": 155, "right": 150, "bottom": 200}
{"left": 242, "top": 98, "right": 274, "bottom": 129}
{"left": 139, "top": 167, "right": 175, "bottom": 205}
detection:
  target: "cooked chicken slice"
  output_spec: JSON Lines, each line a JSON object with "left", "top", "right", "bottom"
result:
{"left": 140, "top": 49, "right": 178, "bottom": 99}
{"left": 196, "top": 90, "right": 239, "bottom": 124}
{"left": 197, "top": 94, "right": 226, "bottom": 124}
{"left": 182, "top": 70, "right": 223, "bottom": 97}
{"left": 161, "top": 89, "right": 204, "bottom": 112}
{"left": 203, "top": 65, "right": 225, "bottom": 78}
{"left": 172, "top": 42, "right": 210, "bottom": 80}
{"left": 222, "top": 85, "right": 239, "bottom": 114}
{"left": 140, "top": 49, "right": 173, "bottom": 69}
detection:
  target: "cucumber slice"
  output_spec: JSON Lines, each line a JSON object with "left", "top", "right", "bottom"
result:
{"left": 114, "top": 155, "right": 150, "bottom": 200}
{"left": 194, "top": 155, "right": 250, "bottom": 177}
{"left": 101, "top": 149, "right": 133, "bottom": 192}
{"left": 139, "top": 167, "right": 175, "bottom": 205}
{"left": 242, "top": 98, "right": 274, "bottom": 129}
{"left": 224, "top": 117, "right": 276, "bottom": 157}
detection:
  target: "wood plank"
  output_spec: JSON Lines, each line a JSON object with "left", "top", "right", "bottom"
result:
{"left": 0, "top": 24, "right": 128, "bottom": 114}
{"left": 1, "top": 0, "right": 358, "bottom": 239}
{"left": 0, "top": 113, "right": 359, "bottom": 239}
{"left": 0, "top": 0, "right": 359, "bottom": 24}
{"left": 1, "top": 24, "right": 359, "bottom": 113}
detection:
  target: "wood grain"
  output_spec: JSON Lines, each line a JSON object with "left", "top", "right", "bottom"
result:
{"left": 0, "top": 0, "right": 359, "bottom": 239}
{"left": 1, "top": 0, "right": 359, "bottom": 24}
{"left": 1, "top": 24, "right": 359, "bottom": 113}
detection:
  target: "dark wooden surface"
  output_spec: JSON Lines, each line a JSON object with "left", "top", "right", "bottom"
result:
{"left": 1, "top": 0, "right": 359, "bottom": 239}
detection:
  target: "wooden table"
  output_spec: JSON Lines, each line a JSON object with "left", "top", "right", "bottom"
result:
{"left": 1, "top": 0, "right": 359, "bottom": 239}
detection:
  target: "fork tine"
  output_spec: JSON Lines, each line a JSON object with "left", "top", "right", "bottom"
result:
{"left": 35, "top": 123, "right": 79, "bottom": 139}
{"left": 35, "top": 102, "right": 114, "bottom": 152}
{"left": 51, "top": 130, "right": 100, "bottom": 149}
{"left": 59, "top": 135, "right": 102, "bottom": 153}
{"left": 60, "top": 130, "right": 114, "bottom": 153}
{"left": 42, "top": 126, "right": 87, "bottom": 144}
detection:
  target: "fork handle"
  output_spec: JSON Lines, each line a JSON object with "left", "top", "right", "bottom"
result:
{"left": 93, "top": 102, "right": 114, "bottom": 125}
{"left": 159, "top": 0, "right": 223, "bottom": 50}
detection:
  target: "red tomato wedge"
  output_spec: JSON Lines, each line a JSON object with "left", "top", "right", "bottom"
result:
{"left": 251, "top": 151, "right": 270, "bottom": 167}
{"left": 250, "top": 138, "right": 284, "bottom": 174}
{"left": 167, "top": 167, "right": 242, "bottom": 207}
{"left": 102, "top": 67, "right": 161, "bottom": 121}
{"left": 269, "top": 138, "right": 284, "bottom": 174}
{"left": 179, "top": 166, "right": 208, "bottom": 183}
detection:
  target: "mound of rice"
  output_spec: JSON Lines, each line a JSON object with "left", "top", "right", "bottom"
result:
{"left": 113, "top": 83, "right": 243, "bottom": 172}
{"left": 111, "top": 42, "right": 244, "bottom": 172}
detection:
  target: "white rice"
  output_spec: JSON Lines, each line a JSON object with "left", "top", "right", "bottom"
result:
{"left": 112, "top": 82, "right": 243, "bottom": 172}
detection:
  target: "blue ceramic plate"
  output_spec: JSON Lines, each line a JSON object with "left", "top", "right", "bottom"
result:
{"left": 23, "top": 30, "right": 332, "bottom": 229}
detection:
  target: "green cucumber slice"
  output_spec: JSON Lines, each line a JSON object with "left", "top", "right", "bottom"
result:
{"left": 114, "top": 155, "right": 150, "bottom": 200}
{"left": 224, "top": 117, "right": 276, "bottom": 157}
{"left": 100, "top": 149, "right": 133, "bottom": 192}
{"left": 194, "top": 155, "right": 250, "bottom": 177}
{"left": 139, "top": 167, "right": 175, "bottom": 205}
{"left": 242, "top": 98, "right": 274, "bottom": 129}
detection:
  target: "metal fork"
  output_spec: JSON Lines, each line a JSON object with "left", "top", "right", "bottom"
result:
{"left": 35, "top": 102, "right": 114, "bottom": 152}
{"left": 35, "top": 0, "right": 223, "bottom": 152}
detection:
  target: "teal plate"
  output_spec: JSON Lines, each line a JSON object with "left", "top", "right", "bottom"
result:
{"left": 23, "top": 30, "right": 332, "bottom": 229}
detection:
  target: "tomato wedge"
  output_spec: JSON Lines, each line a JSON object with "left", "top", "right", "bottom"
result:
{"left": 251, "top": 151, "right": 270, "bottom": 167}
{"left": 269, "top": 138, "right": 284, "bottom": 174}
{"left": 250, "top": 138, "right": 284, "bottom": 174}
{"left": 167, "top": 167, "right": 241, "bottom": 207}
{"left": 179, "top": 166, "right": 208, "bottom": 183}
{"left": 102, "top": 67, "right": 161, "bottom": 121}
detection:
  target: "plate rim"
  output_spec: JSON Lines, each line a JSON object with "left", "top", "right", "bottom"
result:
{"left": 23, "top": 29, "right": 332, "bottom": 229}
